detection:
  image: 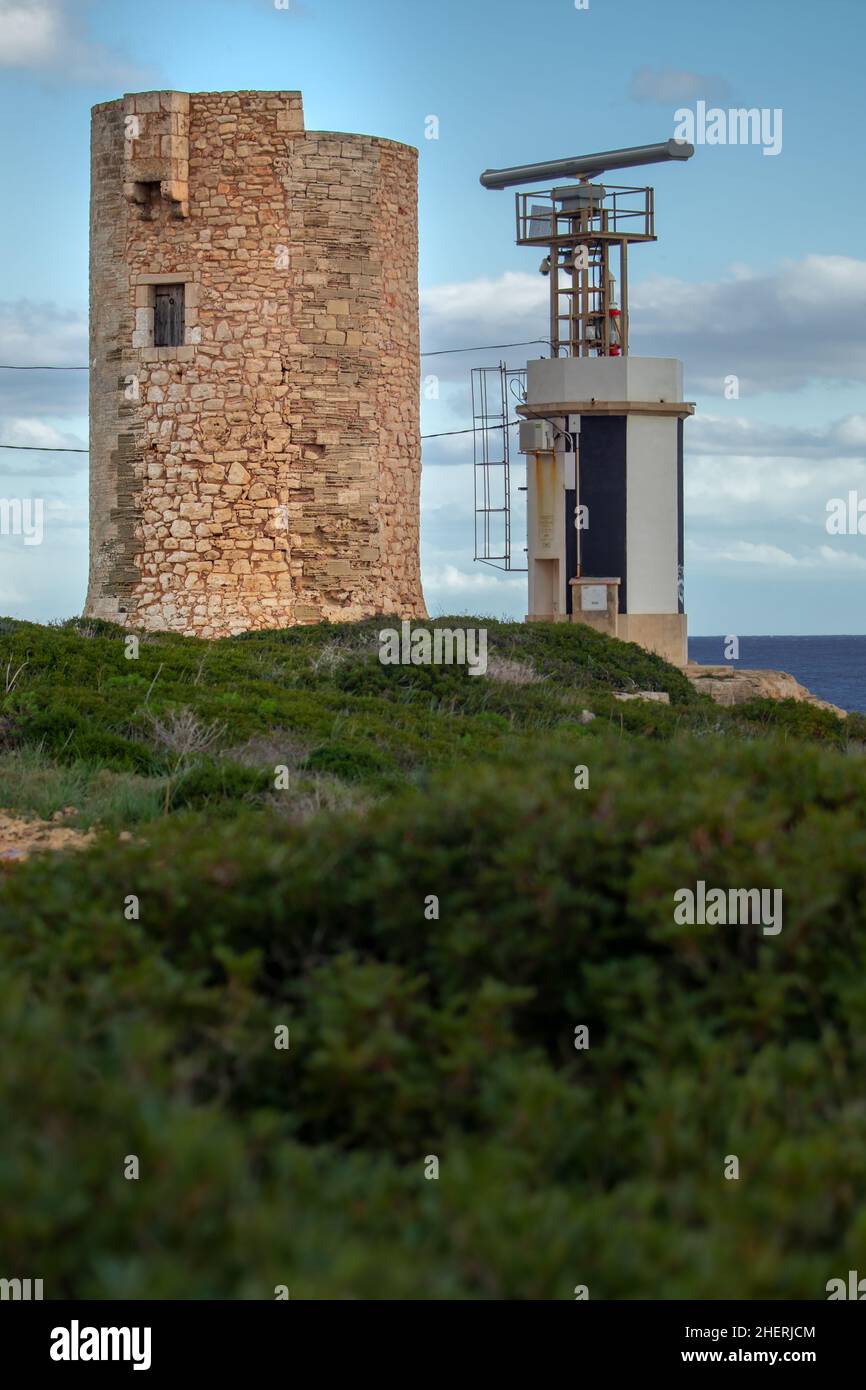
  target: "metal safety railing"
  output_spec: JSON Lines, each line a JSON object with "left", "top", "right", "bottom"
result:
{"left": 516, "top": 184, "right": 655, "bottom": 245}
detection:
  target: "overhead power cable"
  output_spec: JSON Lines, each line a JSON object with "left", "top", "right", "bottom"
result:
{"left": 421, "top": 420, "right": 522, "bottom": 441}
{"left": 0, "top": 443, "right": 88, "bottom": 452}
{"left": 0, "top": 425, "right": 523, "bottom": 449}
{"left": 421, "top": 339, "right": 550, "bottom": 358}
{"left": 0, "top": 330, "right": 537, "bottom": 450}
{"left": 0, "top": 337, "right": 550, "bottom": 372}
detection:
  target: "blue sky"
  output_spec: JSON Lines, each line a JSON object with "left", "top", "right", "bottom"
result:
{"left": 1, "top": 0, "right": 865, "bottom": 633}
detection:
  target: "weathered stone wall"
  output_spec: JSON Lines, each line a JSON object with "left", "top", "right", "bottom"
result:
{"left": 86, "top": 90, "right": 426, "bottom": 637}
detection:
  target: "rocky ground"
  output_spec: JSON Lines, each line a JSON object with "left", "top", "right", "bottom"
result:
{"left": 0, "top": 808, "right": 93, "bottom": 863}
{"left": 683, "top": 663, "right": 847, "bottom": 718}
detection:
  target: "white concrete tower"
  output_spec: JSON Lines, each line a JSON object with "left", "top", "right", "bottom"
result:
{"left": 480, "top": 142, "right": 694, "bottom": 665}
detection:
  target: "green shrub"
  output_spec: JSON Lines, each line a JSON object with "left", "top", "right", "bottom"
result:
{"left": 846, "top": 710, "right": 866, "bottom": 741}
{"left": 732, "top": 697, "right": 850, "bottom": 746}
{"left": 0, "top": 615, "right": 859, "bottom": 1299}
{"left": 302, "top": 740, "right": 396, "bottom": 784}
{"left": 1, "top": 732, "right": 865, "bottom": 1297}
{"left": 168, "top": 759, "right": 274, "bottom": 810}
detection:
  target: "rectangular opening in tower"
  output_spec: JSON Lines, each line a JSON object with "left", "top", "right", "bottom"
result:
{"left": 153, "top": 284, "right": 185, "bottom": 347}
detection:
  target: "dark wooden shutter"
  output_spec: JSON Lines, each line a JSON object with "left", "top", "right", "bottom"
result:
{"left": 154, "top": 284, "right": 185, "bottom": 347}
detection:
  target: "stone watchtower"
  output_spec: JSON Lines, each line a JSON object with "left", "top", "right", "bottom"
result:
{"left": 86, "top": 90, "right": 427, "bottom": 637}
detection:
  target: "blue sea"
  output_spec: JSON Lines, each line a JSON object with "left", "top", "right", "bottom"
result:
{"left": 688, "top": 637, "right": 866, "bottom": 714}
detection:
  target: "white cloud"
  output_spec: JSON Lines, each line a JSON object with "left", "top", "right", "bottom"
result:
{"left": 420, "top": 461, "right": 526, "bottom": 617}
{"left": 0, "top": 578, "right": 25, "bottom": 606}
{"left": 422, "top": 561, "right": 525, "bottom": 619}
{"left": 0, "top": 300, "right": 88, "bottom": 420}
{"left": 683, "top": 412, "right": 866, "bottom": 540}
{"left": 632, "top": 255, "right": 866, "bottom": 393}
{"left": 2, "top": 417, "right": 84, "bottom": 449}
{"left": 833, "top": 415, "right": 866, "bottom": 448}
{"left": 688, "top": 412, "right": 866, "bottom": 460}
{"left": 715, "top": 541, "right": 798, "bottom": 568}
{"left": 0, "top": 299, "right": 86, "bottom": 366}
{"left": 815, "top": 545, "right": 866, "bottom": 571}
{"left": 421, "top": 256, "right": 866, "bottom": 397}
{"left": 421, "top": 427, "right": 477, "bottom": 465}
{"left": 688, "top": 537, "right": 866, "bottom": 577}
{"left": 424, "top": 563, "right": 524, "bottom": 594}
{"left": 420, "top": 272, "right": 547, "bottom": 384}
{"left": 629, "top": 65, "right": 732, "bottom": 106}
{"left": 0, "top": 0, "right": 151, "bottom": 84}
{"left": 0, "top": 0, "right": 56, "bottom": 65}
{"left": 422, "top": 271, "right": 546, "bottom": 338}
{"left": 0, "top": 401, "right": 87, "bottom": 476}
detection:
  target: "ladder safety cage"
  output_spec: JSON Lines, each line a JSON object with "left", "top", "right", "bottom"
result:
{"left": 471, "top": 363, "right": 528, "bottom": 572}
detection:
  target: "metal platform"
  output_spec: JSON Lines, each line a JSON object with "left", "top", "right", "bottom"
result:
{"left": 516, "top": 183, "right": 655, "bottom": 247}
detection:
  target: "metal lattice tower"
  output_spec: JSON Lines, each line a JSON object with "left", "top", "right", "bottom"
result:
{"left": 481, "top": 140, "right": 693, "bottom": 358}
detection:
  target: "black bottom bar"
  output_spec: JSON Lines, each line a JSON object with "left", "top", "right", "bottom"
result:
{"left": 3, "top": 1299, "right": 859, "bottom": 1375}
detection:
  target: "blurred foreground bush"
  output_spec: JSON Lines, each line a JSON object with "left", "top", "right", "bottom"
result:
{"left": 1, "top": 733, "right": 865, "bottom": 1298}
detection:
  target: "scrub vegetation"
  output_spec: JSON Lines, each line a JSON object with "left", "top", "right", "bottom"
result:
{"left": 1, "top": 614, "right": 863, "bottom": 1298}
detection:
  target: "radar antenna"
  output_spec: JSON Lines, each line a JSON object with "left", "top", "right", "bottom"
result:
{"left": 480, "top": 140, "right": 694, "bottom": 356}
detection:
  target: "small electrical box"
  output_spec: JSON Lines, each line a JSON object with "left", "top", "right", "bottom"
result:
{"left": 581, "top": 585, "right": 608, "bottom": 612}
{"left": 519, "top": 419, "right": 555, "bottom": 454}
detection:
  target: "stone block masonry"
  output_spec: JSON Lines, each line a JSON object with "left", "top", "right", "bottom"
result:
{"left": 86, "top": 90, "right": 427, "bottom": 637}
